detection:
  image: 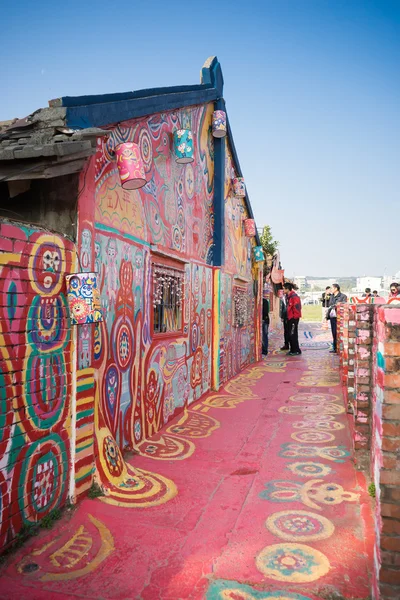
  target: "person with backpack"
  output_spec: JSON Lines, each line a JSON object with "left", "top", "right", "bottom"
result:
{"left": 283, "top": 282, "right": 302, "bottom": 356}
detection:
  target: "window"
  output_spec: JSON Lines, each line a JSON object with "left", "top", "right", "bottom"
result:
{"left": 233, "top": 287, "right": 248, "bottom": 327}
{"left": 152, "top": 263, "right": 184, "bottom": 334}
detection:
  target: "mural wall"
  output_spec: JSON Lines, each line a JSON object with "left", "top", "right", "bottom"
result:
{"left": 218, "top": 142, "right": 259, "bottom": 384}
{"left": 0, "top": 221, "right": 76, "bottom": 548}
{"left": 76, "top": 103, "right": 223, "bottom": 463}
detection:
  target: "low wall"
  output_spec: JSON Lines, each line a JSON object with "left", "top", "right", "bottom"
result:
{"left": 338, "top": 303, "right": 400, "bottom": 599}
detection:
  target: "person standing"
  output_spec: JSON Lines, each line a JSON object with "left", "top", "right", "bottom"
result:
{"left": 364, "top": 288, "right": 372, "bottom": 302}
{"left": 262, "top": 295, "right": 270, "bottom": 356}
{"left": 279, "top": 291, "right": 289, "bottom": 351}
{"left": 283, "top": 282, "right": 302, "bottom": 356}
{"left": 389, "top": 283, "right": 399, "bottom": 300}
{"left": 321, "top": 286, "right": 332, "bottom": 323}
{"left": 327, "top": 283, "right": 348, "bottom": 353}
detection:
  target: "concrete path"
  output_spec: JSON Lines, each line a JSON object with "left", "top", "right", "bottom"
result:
{"left": 0, "top": 323, "right": 374, "bottom": 600}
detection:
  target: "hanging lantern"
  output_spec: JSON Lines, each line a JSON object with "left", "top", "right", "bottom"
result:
{"left": 173, "top": 129, "right": 194, "bottom": 163}
{"left": 253, "top": 246, "right": 264, "bottom": 262}
{"left": 233, "top": 177, "right": 246, "bottom": 197}
{"left": 212, "top": 110, "right": 227, "bottom": 138}
{"left": 114, "top": 142, "right": 147, "bottom": 190}
{"left": 244, "top": 218, "right": 256, "bottom": 237}
{"left": 66, "top": 272, "right": 103, "bottom": 325}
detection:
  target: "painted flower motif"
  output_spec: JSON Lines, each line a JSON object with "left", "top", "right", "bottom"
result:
{"left": 187, "top": 131, "right": 192, "bottom": 140}
{"left": 70, "top": 297, "right": 90, "bottom": 321}
{"left": 104, "top": 436, "right": 123, "bottom": 475}
{"left": 178, "top": 143, "right": 186, "bottom": 153}
{"left": 120, "top": 477, "right": 139, "bottom": 488}
{"left": 283, "top": 517, "right": 314, "bottom": 533}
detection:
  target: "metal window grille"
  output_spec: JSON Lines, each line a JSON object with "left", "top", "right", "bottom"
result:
{"left": 153, "top": 264, "right": 183, "bottom": 334}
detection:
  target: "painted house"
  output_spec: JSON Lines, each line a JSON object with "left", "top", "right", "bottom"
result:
{"left": 0, "top": 57, "right": 264, "bottom": 548}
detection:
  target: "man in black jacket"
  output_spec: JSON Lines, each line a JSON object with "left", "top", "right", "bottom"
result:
{"left": 279, "top": 292, "right": 289, "bottom": 351}
{"left": 262, "top": 296, "right": 270, "bottom": 355}
{"left": 327, "top": 284, "right": 347, "bottom": 353}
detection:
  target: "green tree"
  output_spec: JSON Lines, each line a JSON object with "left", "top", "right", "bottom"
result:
{"left": 260, "top": 225, "right": 279, "bottom": 257}
{"left": 260, "top": 225, "right": 279, "bottom": 270}
{"left": 259, "top": 225, "right": 279, "bottom": 276}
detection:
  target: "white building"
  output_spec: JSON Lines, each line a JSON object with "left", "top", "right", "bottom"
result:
{"left": 356, "top": 276, "right": 382, "bottom": 293}
{"left": 294, "top": 276, "right": 307, "bottom": 291}
{"left": 308, "top": 278, "right": 336, "bottom": 290}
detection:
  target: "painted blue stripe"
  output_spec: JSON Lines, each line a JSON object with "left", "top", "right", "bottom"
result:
{"left": 213, "top": 98, "right": 226, "bottom": 267}
{"left": 60, "top": 84, "right": 213, "bottom": 108}
{"left": 66, "top": 88, "right": 219, "bottom": 129}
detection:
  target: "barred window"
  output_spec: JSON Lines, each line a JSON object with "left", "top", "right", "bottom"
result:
{"left": 153, "top": 264, "right": 184, "bottom": 334}
{"left": 234, "top": 287, "right": 248, "bottom": 327}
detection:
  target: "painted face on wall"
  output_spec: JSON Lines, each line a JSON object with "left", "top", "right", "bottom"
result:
{"left": 106, "top": 238, "right": 117, "bottom": 262}
{"left": 35, "top": 243, "right": 62, "bottom": 293}
{"left": 135, "top": 251, "right": 143, "bottom": 270}
{"left": 80, "top": 229, "right": 92, "bottom": 271}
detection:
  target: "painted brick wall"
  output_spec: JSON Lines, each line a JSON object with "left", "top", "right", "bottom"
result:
{"left": 338, "top": 303, "right": 400, "bottom": 599}
{"left": 0, "top": 220, "right": 76, "bottom": 550}
{"left": 354, "top": 304, "right": 374, "bottom": 451}
{"left": 373, "top": 306, "right": 400, "bottom": 599}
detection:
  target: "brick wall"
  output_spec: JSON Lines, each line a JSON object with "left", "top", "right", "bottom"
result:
{"left": 0, "top": 219, "right": 76, "bottom": 550}
{"left": 338, "top": 303, "right": 400, "bottom": 598}
{"left": 373, "top": 306, "right": 400, "bottom": 599}
{"left": 354, "top": 304, "right": 374, "bottom": 451}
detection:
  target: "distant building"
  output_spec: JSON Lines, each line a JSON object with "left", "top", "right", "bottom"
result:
{"left": 308, "top": 278, "right": 335, "bottom": 290}
{"left": 294, "top": 276, "right": 307, "bottom": 291}
{"left": 356, "top": 277, "right": 382, "bottom": 292}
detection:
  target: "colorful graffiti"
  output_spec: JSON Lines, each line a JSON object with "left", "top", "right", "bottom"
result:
{"left": 75, "top": 103, "right": 260, "bottom": 472}
{"left": 0, "top": 222, "right": 76, "bottom": 547}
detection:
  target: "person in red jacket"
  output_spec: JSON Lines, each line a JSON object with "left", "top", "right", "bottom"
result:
{"left": 283, "top": 282, "right": 302, "bottom": 355}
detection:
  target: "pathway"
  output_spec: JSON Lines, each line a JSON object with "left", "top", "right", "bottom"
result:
{"left": 0, "top": 323, "right": 374, "bottom": 600}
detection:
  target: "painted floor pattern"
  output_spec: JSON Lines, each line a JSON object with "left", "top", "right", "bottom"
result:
{"left": 0, "top": 323, "right": 374, "bottom": 600}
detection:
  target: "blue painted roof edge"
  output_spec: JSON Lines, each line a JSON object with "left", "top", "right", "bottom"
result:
{"left": 63, "top": 55, "right": 260, "bottom": 246}
{"left": 65, "top": 56, "right": 224, "bottom": 129}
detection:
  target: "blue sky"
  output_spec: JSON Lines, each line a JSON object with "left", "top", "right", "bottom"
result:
{"left": 1, "top": 0, "right": 399, "bottom": 277}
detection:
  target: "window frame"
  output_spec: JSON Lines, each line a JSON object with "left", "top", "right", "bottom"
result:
{"left": 151, "top": 255, "right": 185, "bottom": 339}
{"left": 233, "top": 284, "right": 249, "bottom": 328}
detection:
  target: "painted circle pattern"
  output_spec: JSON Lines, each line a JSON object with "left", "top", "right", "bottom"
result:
{"left": 291, "top": 430, "right": 335, "bottom": 444}
{"left": 286, "top": 462, "right": 332, "bottom": 478}
{"left": 23, "top": 352, "right": 67, "bottom": 431}
{"left": 103, "top": 435, "right": 124, "bottom": 477}
{"left": 138, "top": 128, "right": 153, "bottom": 172}
{"left": 256, "top": 543, "right": 330, "bottom": 582}
{"left": 114, "top": 318, "right": 134, "bottom": 371}
{"left": 27, "top": 296, "right": 69, "bottom": 352}
{"left": 28, "top": 235, "right": 66, "bottom": 296}
{"left": 266, "top": 510, "right": 334, "bottom": 542}
{"left": 17, "top": 434, "right": 68, "bottom": 523}
{"left": 292, "top": 420, "right": 344, "bottom": 431}
{"left": 289, "top": 392, "right": 339, "bottom": 404}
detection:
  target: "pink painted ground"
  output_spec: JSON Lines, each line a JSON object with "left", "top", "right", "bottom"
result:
{"left": 0, "top": 323, "right": 374, "bottom": 600}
